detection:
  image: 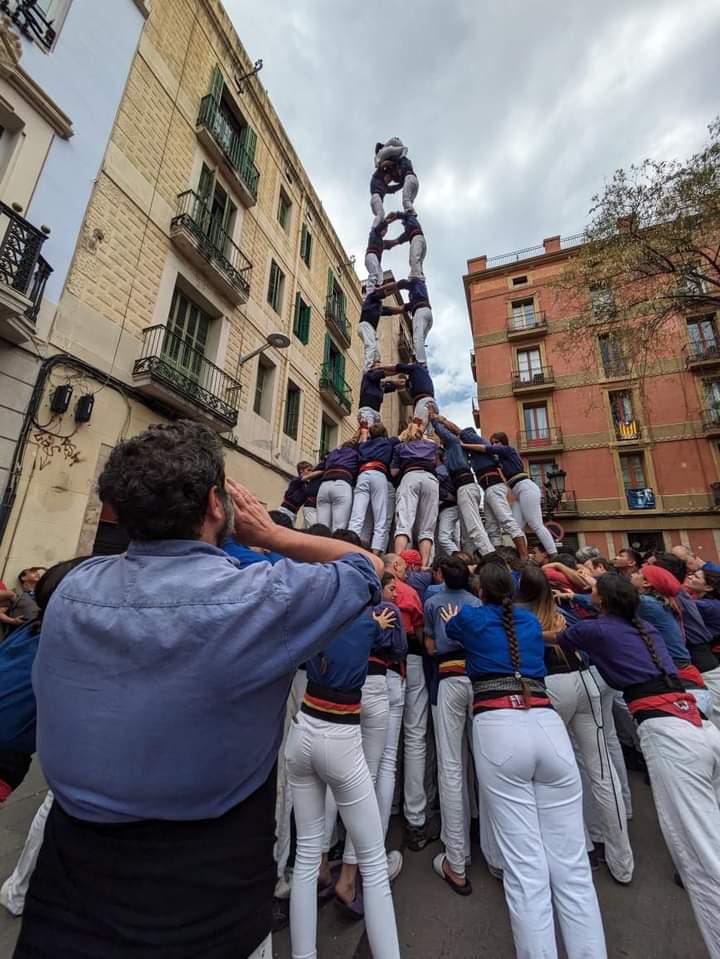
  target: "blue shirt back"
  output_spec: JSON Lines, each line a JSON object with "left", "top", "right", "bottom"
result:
{"left": 459, "top": 428, "right": 498, "bottom": 475}
{"left": 398, "top": 276, "right": 430, "bottom": 313}
{"left": 446, "top": 604, "right": 545, "bottom": 680}
{"left": 491, "top": 443, "right": 525, "bottom": 479}
{"left": 425, "top": 588, "right": 482, "bottom": 656}
{"left": 396, "top": 362, "right": 434, "bottom": 398}
{"left": 34, "top": 542, "right": 380, "bottom": 823}
{"left": 434, "top": 421, "right": 471, "bottom": 474}
{"left": 638, "top": 595, "right": 688, "bottom": 664}
{"left": 391, "top": 439, "right": 437, "bottom": 475}
{"left": 357, "top": 436, "right": 399, "bottom": 468}
{"left": 305, "top": 609, "right": 380, "bottom": 691}
{"left": 0, "top": 622, "right": 39, "bottom": 753}
{"left": 359, "top": 369, "right": 397, "bottom": 411}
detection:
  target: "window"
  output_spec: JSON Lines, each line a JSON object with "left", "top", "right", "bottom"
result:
{"left": 590, "top": 283, "right": 616, "bottom": 318}
{"left": 598, "top": 333, "right": 627, "bottom": 376}
{"left": 704, "top": 378, "right": 720, "bottom": 419}
{"left": 197, "top": 163, "right": 237, "bottom": 254}
{"left": 9, "top": 0, "right": 71, "bottom": 51}
{"left": 300, "top": 224, "right": 313, "bottom": 267}
{"left": 163, "top": 287, "right": 211, "bottom": 378}
{"left": 323, "top": 334, "right": 345, "bottom": 384}
{"left": 516, "top": 347, "right": 543, "bottom": 382}
{"left": 619, "top": 452, "right": 646, "bottom": 489}
{"left": 293, "top": 292, "right": 311, "bottom": 345}
{"left": 523, "top": 403, "right": 549, "bottom": 443}
{"left": 609, "top": 390, "right": 638, "bottom": 440}
{"left": 510, "top": 298, "right": 537, "bottom": 329}
{"left": 283, "top": 381, "right": 301, "bottom": 440}
{"left": 277, "top": 188, "right": 292, "bottom": 230}
{"left": 687, "top": 315, "right": 718, "bottom": 357}
{"left": 207, "top": 65, "right": 258, "bottom": 177}
{"left": 253, "top": 356, "right": 275, "bottom": 420}
{"left": 511, "top": 275, "right": 528, "bottom": 287}
{"left": 529, "top": 460, "right": 558, "bottom": 489}
{"left": 320, "top": 415, "right": 338, "bottom": 458}
{"left": 267, "top": 259, "right": 285, "bottom": 314}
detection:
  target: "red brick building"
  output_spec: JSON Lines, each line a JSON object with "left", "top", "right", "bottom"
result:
{"left": 464, "top": 233, "right": 720, "bottom": 562}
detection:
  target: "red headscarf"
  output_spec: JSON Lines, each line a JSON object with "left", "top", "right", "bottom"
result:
{"left": 641, "top": 564, "right": 684, "bottom": 631}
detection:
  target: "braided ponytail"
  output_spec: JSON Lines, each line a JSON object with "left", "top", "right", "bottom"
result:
{"left": 502, "top": 596, "right": 531, "bottom": 705}
{"left": 632, "top": 616, "right": 673, "bottom": 689}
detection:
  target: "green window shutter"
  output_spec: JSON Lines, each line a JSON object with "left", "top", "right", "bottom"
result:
{"left": 209, "top": 64, "right": 224, "bottom": 102}
{"left": 198, "top": 163, "right": 214, "bottom": 203}
{"left": 301, "top": 302, "right": 311, "bottom": 344}
{"left": 293, "top": 292, "right": 301, "bottom": 337}
{"left": 323, "top": 333, "right": 331, "bottom": 365}
{"left": 326, "top": 268, "right": 334, "bottom": 299}
{"left": 337, "top": 352, "right": 346, "bottom": 386}
{"left": 306, "top": 230, "right": 313, "bottom": 265}
{"left": 267, "top": 262, "right": 277, "bottom": 307}
{"left": 240, "top": 125, "right": 257, "bottom": 161}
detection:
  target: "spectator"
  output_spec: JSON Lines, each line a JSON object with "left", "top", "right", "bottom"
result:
{"left": 5, "top": 568, "right": 46, "bottom": 631}
{"left": 612, "top": 548, "right": 642, "bottom": 579}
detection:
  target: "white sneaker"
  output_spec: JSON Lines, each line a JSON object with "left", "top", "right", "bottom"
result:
{"left": 387, "top": 850, "right": 403, "bottom": 882}
{"left": 0, "top": 880, "right": 23, "bottom": 917}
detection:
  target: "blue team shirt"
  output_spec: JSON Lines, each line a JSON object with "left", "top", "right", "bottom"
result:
{"left": 434, "top": 421, "right": 472, "bottom": 474}
{"left": 357, "top": 436, "right": 399, "bottom": 468}
{"left": 491, "top": 443, "right": 526, "bottom": 479}
{"left": 459, "top": 428, "right": 498, "bottom": 475}
{"left": 305, "top": 608, "right": 381, "bottom": 691}
{"left": 396, "top": 362, "right": 434, "bottom": 398}
{"left": 359, "top": 369, "right": 397, "bottom": 411}
{"left": 446, "top": 603, "right": 546, "bottom": 680}
{"left": 398, "top": 276, "right": 430, "bottom": 314}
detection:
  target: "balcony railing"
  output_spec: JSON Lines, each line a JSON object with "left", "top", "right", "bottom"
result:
{"left": 601, "top": 360, "right": 630, "bottom": 378}
{"left": 132, "top": 325, "right": 241, "bottom": 429}
{"left": 686, "top": 341, "right": 720, "bottom": 369}
{"left": 319, "top": 362, "right": 352, "bottom": 414}
{"left": 701, "top": 408, "right": 720, "bottom": 434}
{"left": 511, "top": 365, "right": 555, "bottom": 391}
{"left": 196, "top": 95, "right": 259, "bottom": 203}
{"left": 325, "top": 295, "right": 351, "bottom": 346}
{"left": 0, "top": 201, "right": 53, "bottom": 333}
{"left": 517, "top": 428, "right": 564, "bottom": 451}
{"left": 507, "top": 311, "right": 547, "bottom": 337}
{"left": 613, "top": 419, "right": 641, "bottom": 442}
{"left": 541, "top": 490, "right": 578, "bottom": 516}
{"left": 170, "top": 190, "right": 252, "bottom": 301}
{"left": 1, "top": 0, "right": 57, "bottom": 51}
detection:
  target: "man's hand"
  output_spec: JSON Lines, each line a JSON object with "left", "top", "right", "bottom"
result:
{"left": 373, "top": 608, "right": 397, "bottom": 631}
{"left": 226, "top": 479, "right": 276, "bottom": 548}
{"left": 439, "top": 604, "right": 460, "bottom": 624}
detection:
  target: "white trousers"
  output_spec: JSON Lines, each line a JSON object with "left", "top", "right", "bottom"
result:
{"left": 402, "top": 174, "right": 419, "bottom": 213}
{"left": 483, "top": 483, "right": 524, "bottom": 544}
{"left": 593, "top": 670, "right": 632, "bottom": 817}
{"left": 275, "top": 671, "right": 308, "bottom": 883}
{"left": 303, "top": 506, "right": 317, "bottom": 529}
{"left": 546, "top": 671, "right": 634, "bottom": 884}
{"left": 395, "top": 471, "right": 439, "bottom": 543}
{"left": 316, "top": 480, "right": 353, "bottom": 532}
{"left": 473, "top": 709, "right": 607, "bottom": 959}
{"left": 349, "top": 469, "right": 390, "bottom": 552}
{"left": 0, "top": 791, "right": 53, "bottom": 916}
{"left": 408, "top": 235, "right": 426, "bottom": 278}
{"left": 699, "top": 664, "right": 720, "bottom": 731}
{"left": 377, "top": 670, "right": 405, "bottom": 838}
{"left": 365, "top": 251, "right": 383, "bottom": 293}
{"left": 510, "top": 478, "right": 558, "bottom": 556}
{"left": 286, "top": 712, "right": 400, "bottom": 959}
{"left": 403, "top": 654, "right": 429, "bottom": 827}
{"left": 357, "top": 407, "right": 382, "bottom": 427}
{"left": 437, "top": 505, "right": 460, "bottom": 555}
{"left": 370, "top": 192, "right": 385, "bottom": 229}
{"left": 412, "top": 306, "right": 433, "bottom": 366}
{"left": 358, "top": 320, "right": 381, "bottom": 371}
{"left": 638, "top": 717, "right": 720, "bottom": 959}
{"left": 456, "top": 483, "right": 494, "bottom": 556}
{"left": 342, "top": 674, "right": 389, "bottom": 865}
{"left": 436, "top": 677, "right": 473, "bottom": 876}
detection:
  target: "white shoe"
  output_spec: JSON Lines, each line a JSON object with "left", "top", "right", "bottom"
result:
{"left": 386, "top": 850, "right": 403, "bottom": 882}
{"left": 0, "top": 880, "right": 23, "bottom": 917}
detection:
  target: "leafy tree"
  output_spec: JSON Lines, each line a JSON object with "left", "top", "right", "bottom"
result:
{"left": 554, "top": 118, "right": 720, "bottom": 387}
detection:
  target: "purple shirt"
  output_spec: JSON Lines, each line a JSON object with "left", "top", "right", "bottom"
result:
{"left": 320, "top": 447, "right": 359, "bottom": 485}
{"left": 357, "top": 436, "right": 399, "bottom": 468}
{"left": 558, "top": 614, "right": 677, "bottom": 690}
{"left": 696, "top": 598, "right": 720, "bottom": 638}
{"left": 391, "top": 439, "right": 437, "bottom": 475}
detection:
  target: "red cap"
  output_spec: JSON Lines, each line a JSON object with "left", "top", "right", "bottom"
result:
{"left": 641, "top": 564, "right": 681, "bottom": 598}
{"left": 400, "top": 549, "right": 422, "bottom": 567}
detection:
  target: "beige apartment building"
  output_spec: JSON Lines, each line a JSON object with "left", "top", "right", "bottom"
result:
{"left": 0, "top": 0, "right": 407, "bottom": 573}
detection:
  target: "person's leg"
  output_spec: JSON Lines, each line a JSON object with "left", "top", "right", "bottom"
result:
{"left": 368, "top": 470, "right": 390, "bottom": 553}
{"left": 393, "top": 474, "right": 418, "bottom": 554}
{"left": 638, "top": 719, "right": 720, "bottom": 957}
{"left": 370, "top": 193, "right": 385, "bottom": 229}
{"left": 365, "top": 252, "right": 382, "bottom": 294}
{"left": 532, "top": 710, "right": 608, "bottom": 958}
{"left": 358, "top": 322, "right": 379, "bottom": 373}
{"left": 316, "top": 485, "right": 331, "bottom": 530}
{"left": 303, "top": 506, "right": 318, "bottom": 529}
{"left": 377, "top": 672, "right": 405, "bottom": 838}
{"left": 0, "top": 792, "right": 54, "bottom": 917}
{"left": 472, "top": 711, "right": 559, "bottom": 958}
{"left": 484, "top": 484, "right": 525, "bottom": 553}
{"left": 456, "top": 484, "right": 494, "bottom": 556}
{"left": 286, "top": 718, "right": 328, "bottom": 959}
{"left": 408, "top": 235, "right": 427, "bottom": 278}
{"left": 412, "top": 307, "right": 433, "bottom": 366}
{"left": 569, "top": 672, "right": 633, "bottom": 884}
{"left": 275, "top": 672, "right": 309, "bottom": 892}
{"left": 593, "top": 669, "right": 632, "bottom": 818}
{"left": 437, "top": 505, "right": 460, "bottom": 555}
{"left": 481, "top": 490, "right": 502, "bottom": 547}
{"left": 415, "top": 473, "right": 439, "bottom": 568}
{"left": 404, "top": 654, "right": 429, "bottom": 831}
{"left": 402, "top": 174, "right": 419, "bottom": 213}
{"left": 514, "top": 479, "right": 557, "bottom": 557}
{"left": 335, "top": 482, "right": 354, "bottom": 531}
{"left": 348, "top": 472, "right": 371, "bottom": 537}
{"left": 435, "top": 679, "right": 472, "bottom": 882}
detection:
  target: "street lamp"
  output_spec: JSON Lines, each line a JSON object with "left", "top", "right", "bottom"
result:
{"left": 237, "top": 332, "right": 291, "bottom": 367}
{"left": 544, "top": 467, "right": 567, "bottom": 517}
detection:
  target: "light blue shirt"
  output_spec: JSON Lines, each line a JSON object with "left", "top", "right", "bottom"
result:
{"left": 34, "top": 540, "right": 380, "bottom": 823}
{"left": 424, "top": 587, "right": 481, "bottom": 655}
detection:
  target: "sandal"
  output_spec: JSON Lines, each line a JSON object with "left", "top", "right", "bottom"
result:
{"left": 432, "top": 852, "right": 472, "bottom": 897}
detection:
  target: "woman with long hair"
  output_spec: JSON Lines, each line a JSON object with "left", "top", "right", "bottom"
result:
{"left": 555, "top": 574, "right": 720, "bottom": 959}
{"left": 391, "top": 421, "right": 439, "bottom": 567}
{"left": 516, "top": 565, "right": 633, "bottom": 885}
{"left": 441, "top": 564, "right": 606, "bottom": 958}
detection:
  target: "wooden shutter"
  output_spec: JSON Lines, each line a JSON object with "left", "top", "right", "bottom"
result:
{"left": 337, "top": 351, "right": 346, "bottom": 386}
{"left": 326, "top": 268, "right": 334, "bottom": 299}
{"left": 323, "top": 333, "right": 331, "bottom": 366}
{"left": 209, "top": 64, "right": 224, "bottom": 102}
{"left": 293, "top": 292, "right": 301, "bottom": 336}
{"left": 240, "top": 125, "right": 257, "bottom": 161}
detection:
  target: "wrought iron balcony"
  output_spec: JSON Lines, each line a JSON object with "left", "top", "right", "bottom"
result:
{"left": 686, "top": 341, "right": 720, "bottom": 371}
{"left": 541, "top": 489, "right": 578, "bottom": 516}
{"left": 398, "top": 317, "right": 414, "bottom": 362}
{"left": 613, "top": 419, "right": 641, "bottom": 442}
{"left": 701, "top": 408, "right": 720, "bottom": 436}
{"left": 169, "top": 190, "right": 252, "bottom": 305}
{"left": 0, "top": 0, "right": 57, "bottom": 51}
{"left": 511, "top": 365, "right": 555, "bottom": 393}
{"left": 601, "top": 360, "right": 630, "bottom": 378}
{"left": 132, "top": 325, "right": 241, "bottom": 431}
{"left": 319, "top": 362, "right": 352, "bottom": 416}
{"left": 517, "top": 428, "right": 564, "bottom": 453}
{"left": 196, "top": 95, "right": 259, "bottom": 207}
{"left": 507, "top": 311, "right": 547, "bottom": 339}
{"left": 0, "top": 201, "right": 52, "bottom": 344}
{"left": 325, "top": 295, "right": 351, "bottom": 347}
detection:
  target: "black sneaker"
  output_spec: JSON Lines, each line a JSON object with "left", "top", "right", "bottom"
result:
{"left": 405, "top": 817, "right": 441, "bottom": 851}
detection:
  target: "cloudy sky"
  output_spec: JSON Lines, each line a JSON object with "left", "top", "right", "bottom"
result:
{"left": 226, "top": 0, "right": 720, "bottom": 425}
